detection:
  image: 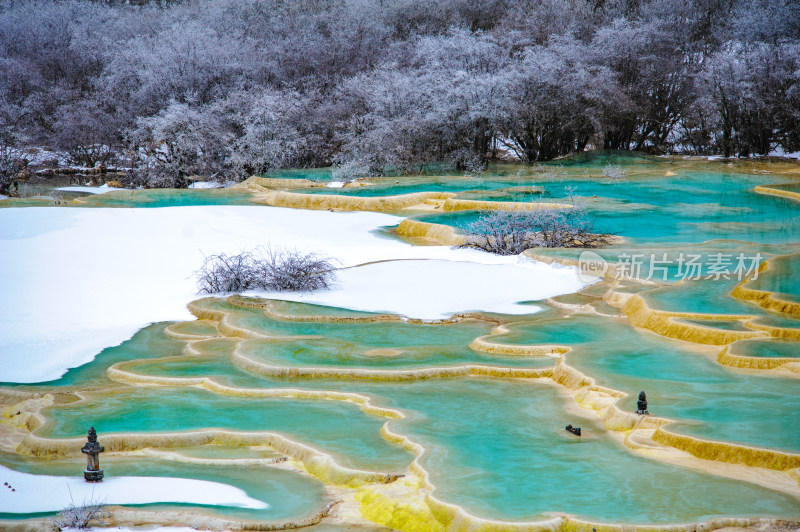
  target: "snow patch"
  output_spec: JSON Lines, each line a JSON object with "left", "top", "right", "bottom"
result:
{"left": 253, "top": 258, "right": 583, "bottom": 319}
{"left": 0, "top": 206, "right": 592, "bottom": 383}
{"left": 188, "top": 181, "right": 223, "bottom": 189}
{"left": 326, "top": 181, "right": 345, "bottom": 188}
{"left": 66, "top": 529, "right": 203, "bottom": 532}
{"left": 768, "top": 146, "right": 800, "bottom": 159}
{"left": 0, "top": 464, "right": 267, "bottom": 514}
{"left": 57, "top": 185, "right": 128, "bottom": 195}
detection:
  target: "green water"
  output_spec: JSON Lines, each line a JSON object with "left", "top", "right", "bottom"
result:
{"left": 731, "top": 338, "right": 800, "bottom": 358}
{"left": 364, "top": 378, "right": 800, "bottom": 523}
{"left": 40, "top": 387, "right": 413, "bottom": 473}
{"left": 749, "top": 253, "right": 800, "bottom": 304}
{"left": 535, "top": 315, "right": 800, "bottom": 453}
{"left": 237, "top": 337, "right": 553, "bottom": 370}
{"left": 674, "top": 318, "right": 752, "bottom": 331}
{"left": 75, "top": 188, "right": 257, "bottom": 208}
{"left": 167, "top": 320, "right": 221, "bottom": 337}
{"left": 207, "top": 299, "right": 492, "bottom": 350}
{"left": 400, "top": 172, "right": 799, "bottom": 246}
{"left": 643, "top": 278, "right": 768, "bottom": 315}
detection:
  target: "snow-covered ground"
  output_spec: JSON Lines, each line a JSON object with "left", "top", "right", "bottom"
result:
{"left": 256, "top": 258, "right": 579, "bottom": 318}
{"left": 0, "top": 206, "right": 591, "bottom": 383}
{"left": 768, "top": 147, "right": 800, "bottom": 159}
{"left": 57, "top": 184, "right": 129, "bottom": 194}
{"left": 0, "top": 464, "right": 267, "bottom": 513}
{"left": 65, "top": 529, "right": 203, "bottom": 532}
{"left": 188, "top": 181, "right": 223, "bottom": 189}
{"left": 65, "top": 528, "right": 206, "bottom": 532}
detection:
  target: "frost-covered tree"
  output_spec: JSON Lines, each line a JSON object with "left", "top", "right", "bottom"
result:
{"left": 128, "top": 101, "right": 232, "bottom": 187}
{"left": 0, "top": 0, "right": 798, "bottom": 181}
{"left": 230, "top": 90, "right": 307, "bottom": 177}
{"left": 499, "top": 35, "right": 609, "bottom": 162}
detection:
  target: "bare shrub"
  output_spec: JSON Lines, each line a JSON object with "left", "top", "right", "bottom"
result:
{"left": 602, "top": 164, "right": 626, "bottom": 179}
{"left": 260, "top": 248, "right": 338, "bottom": 292}
{"left": 196, "top": 248, "right": 337, "bottom": 294}
{"left": 52, "top": 501, "right": 106, "bottom": 529}
{"left": 330, "top": 160, "right": 370, "bottom": 184}
{"left": 463, "top": 206, "right": 612, "bottom": 254}
{"left": 0, "top": 145, "right": 27, "bottom": 196}
{"left": 49, "top": 190, "right": 66, "bottom": 205}
{"left": 196, "top": 251, "right": 259, "bottom": 294}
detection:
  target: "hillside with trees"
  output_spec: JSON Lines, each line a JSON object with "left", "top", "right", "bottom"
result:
{"left": 1, "top": 0, "right": 798, "bottom": 187}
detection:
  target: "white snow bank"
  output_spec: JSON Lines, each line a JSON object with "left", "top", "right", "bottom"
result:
{"left": 24, "top": 147, "right": 70, "bottom": 166}
{"left": 66, "top": 529, "right": 204, "bottom": 532}
{"left": 188, "top": 181, "right": 223, "bottom": 189}
{"left": 57, "top": 184, "right": 128, "bottom": 195}
{"left": 0, "top": 206, "right": 592, "bottom": 383}
{"left": 255, "top": 259, "right": 582, "bottom": 319}
{"left": 0, "top": 464, "right": 267, "bottom": 513}
{"left": 326, "top": 181, "right": 345, "bottom": 188}
{"left": 768, "top": 147, "right": 800, "bottom": 159}
{"left": 66, "top": 525, "right": 209, "bottom": 532}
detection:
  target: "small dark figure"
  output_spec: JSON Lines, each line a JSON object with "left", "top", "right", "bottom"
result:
{"left": 81, "top": 427, "right": 105, "bottom": 482}
{"left": 565, "top": 424, "right": 582, "bottom": 436}
{"left": 636, "top": 391, "right": 649, "bottom": 415}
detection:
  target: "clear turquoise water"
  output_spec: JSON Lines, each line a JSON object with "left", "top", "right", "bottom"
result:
{"left": 731, "top": 338, "right": 800, "bottom": 359}
{"left": 237, "top": 337, "right": 554, "bottom": 370}
{"left": 40, "top": 386, "right": 413, "bottom": 473}
{"left": 528, "top": 315, "right": 800, "bottom": 453}
{"left": 363, "top": 378, "right": 800, "bottom": 522}
{"left": 74, "top": 188, "right": 257, "bottom": 208}
{"left": 749, "top": 253, "right": 800, "bottom": 303}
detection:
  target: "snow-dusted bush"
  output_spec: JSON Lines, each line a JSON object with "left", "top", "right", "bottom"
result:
{"left": 52, "top": 501, "right": 106, "bottom": 529}
{"left": 259, "top": 248, "right": 338, "bottom": 292}
{"left": 602, "top": 164, "right": 626, "bottom": 179}
{"left": 463, "top": 206, "right": 610, "bottom": 255}
{"left": 196, "top": 251, "right": 260, "bottom": 294}
{"left": 330, "top": 160, "right": 370, "bottom": 183}
{"left": 196, "top": 248, "right": 337, "bottom": 294}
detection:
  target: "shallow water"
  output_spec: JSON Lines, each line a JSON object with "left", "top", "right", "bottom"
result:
{"left": 375, "top": 378, "right": 800, "bottom": 523}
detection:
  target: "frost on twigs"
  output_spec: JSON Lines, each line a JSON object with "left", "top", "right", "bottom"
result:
{"left": 196, "top": 247, "right": 338, "bottom": 294}
{"left": 602, "top": 164, "right": 626, "bottom": 179}
{"left": 51, "top": 501, "right": 106, "bottom": 529}
{"left": 462, "top": 204, "right": 613, "bottom": 255}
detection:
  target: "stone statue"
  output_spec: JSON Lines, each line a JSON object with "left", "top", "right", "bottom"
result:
{"left": 636, "top": 391, "right": 649, "bottom": 415}
{"left": 81, "top": 427, "right": 105, "bottom": 482}
{"left": 565, "top": 424, "right": 581, "bottom": 436}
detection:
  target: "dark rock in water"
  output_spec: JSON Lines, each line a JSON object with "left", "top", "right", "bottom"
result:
{"left": 565, "top": 424, "right": 582, "bottom": 436}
